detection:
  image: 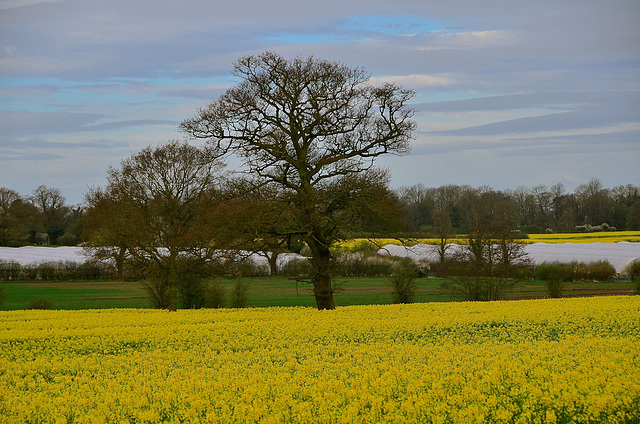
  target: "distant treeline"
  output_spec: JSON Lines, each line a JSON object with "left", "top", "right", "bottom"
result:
{"left": 1, "top": 179, "right": 639, "bottom": 247}
{"left": 396, "top": 179, "right": 640, "bottom": 235}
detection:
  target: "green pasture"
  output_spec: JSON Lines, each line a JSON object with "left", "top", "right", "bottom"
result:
{"left": 0, "top": 277, "right": 636, "bottom": 310}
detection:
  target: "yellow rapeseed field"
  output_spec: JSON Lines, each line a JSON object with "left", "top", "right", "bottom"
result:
{"left": 525, "top": 231, "right": 640, "bottom": 244}
{"left": 339, "top": 231, "right": 640, "bottom": 249}
{"left": 1, "top": 297, "right": 639, "bottom": 423}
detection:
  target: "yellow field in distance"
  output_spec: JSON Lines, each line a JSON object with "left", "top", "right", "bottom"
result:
{"left": 339, "top": 231, "right": 640, "bottom": 249}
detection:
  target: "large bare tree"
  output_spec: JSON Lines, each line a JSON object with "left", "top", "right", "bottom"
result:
{"left": 180, "top": 51, "right": 416, "bottom": 309}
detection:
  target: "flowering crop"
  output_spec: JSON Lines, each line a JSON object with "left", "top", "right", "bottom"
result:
{"left": 525, "top": 231, "right": 640, "bottom": 244}
{"left": 1, "top": 297, "right": 639, "bottom": 423}
{"left": 338, "top": 232, "right": 640, "bottom": 249}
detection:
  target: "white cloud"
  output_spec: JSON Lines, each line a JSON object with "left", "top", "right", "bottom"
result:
{"left": 0, "top": 0, "right": 58, "bottom": 10}
{"left": 370, "top": 74, "right": 455, "bottom": 89}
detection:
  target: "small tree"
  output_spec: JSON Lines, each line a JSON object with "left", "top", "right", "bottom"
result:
{"left": 204, "top": 281, "right": 227, "bottom": 308}
{"left": 388, "top": 257, "right": 419, "bottom": 304}
{"left": 83, "top": 141, "right": 225, "bottom": 310}
{"left": 432, "top": 210, "right": 453, "bottom": 263}
{"left": 444, "top": 192, "right": 529, "bottom": 301}
{"left": 30, "top": 185, "right": 70, "bottom": 244}
{"left": 230, "top": 274, "right": 250, "bottom": 308}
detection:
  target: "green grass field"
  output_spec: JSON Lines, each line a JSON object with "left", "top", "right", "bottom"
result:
{"left": 0, "top": 276, "right": 636, "bottom": 310}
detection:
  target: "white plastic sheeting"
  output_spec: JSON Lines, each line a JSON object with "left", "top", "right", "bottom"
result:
{"left": 523, "top": 242, "right": 640, "bottom": 274}
{"left": 3, "top": 243, "right": 639, "bottom": 274}
{"left": 0, "top": 246, "right": 86, "bottom": 265}
{"left": 377, "top": 242, "right": 640, "bottom": 274}
{"left": 0, "top": 246, "right": 304, "bottom": 268}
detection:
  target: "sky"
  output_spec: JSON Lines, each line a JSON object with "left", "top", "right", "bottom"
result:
{"left": 1, "top": 0, "right": 639, "bottom": 205}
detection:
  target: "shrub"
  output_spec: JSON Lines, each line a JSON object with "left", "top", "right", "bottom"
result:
{"left": 440, "top": 276, "right": 519, "bottom": 301}
{"left": 388, "top": 258, "right": 419, "bottom": 304}
{"left": 230, "top": 274, "right": 249, "bottom": 308}
{"left": 224, "top": 258, "right": 269, "bottom": 278}
{"left": 546, "top": 277, "right": 565, "bottom": 298}
{"left": 280, "top": 258, "right": 313, "bottom": 277}
{"left": 37, "top": 262, "right": 57, "bottom": 280}
{"left": 204, "top": 281, "right": 227, "bottom": 308}
{"left": 536, "top": 261, "right": 616, "bottom": 283}
{"left": 76, "top": 261, "right": 116, "bottom": 280}
{"left": 536, "top": 263, "right": 568, "bottom": 298}
{"left": 142, "top": 278, "right": 177, "bottom": 310}
{"left": 433, "top": 258, "right": 475, "bottom": 278}
{"left": 28, "top": 298, "right": 54, "bottom": 310}
{"left": 22, "top": 264, "right": 38, "bottom": 280}
{"left": 536, "top": 263, "right": 572, "bottom": 282}
{"left": 56, "top": 232, "right": 80, "bottom": 246}
{"left": 58, "top": 261, "right": 79, "bottom": 280}
{"left": 333, "top": 253, "right": 394, "bottom": 277}
{"left": 625, "top": 260, "right": 640, "bottom": 295}
{"left": 586, "top": 260, "right": 616, "bottom": 281}
{"left": 179, "top": 279, "right": 206, "bottom": 309}
{"left": 624, "top": 260, "right": 640, "bottom": 280}
{"left": 0, "top": 260, "right": 22, "bottom": 281}
{"left": 441, "top": 277, "right": 486, "bottom": 301}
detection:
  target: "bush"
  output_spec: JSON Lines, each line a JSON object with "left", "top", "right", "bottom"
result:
{"left": 546, "top": 277, "right": 565, "bottom": 298}
{"left": 388, "top": 258, "right": 419, "bottom": 304}
{"left": 440, "top": 276, "right": 519, "bottom": 301}
{"left": 586, "top": 260, "right": 616, "bottom": 281}
{"left": 223, "top": 258, "right": 270, "bottom": 278}
{"left": 230, "top": 274, "right": 249, "bottom": 308}
{"left": 142, "top": 278, "right": 177, "bottom": 310}
{"left": 76, "top": 261, "right": 116, "bottom": 280}
{"left": 22, "top": 264, "right": 38, "bottom": 280}
{"left": 536, "top": 264, "right": 568, "bottom": 298}
{"left": 536, "top": 261, "right": 616, "bottom": 283}
{"left": 432, "top": 258, "right": 474, "bottom": 278}
{"left": 37, "top": 262, "right": 57, "bottom": 280}
{"left": 179, "top": 279, "right": 206, "bottom": 309}
{"left": 625, "top": 260, "right": 640, "bottom": 295}
{"left": 280, "top": 258, "right": 313, "bottom": 277}
{"left": 28, "top": 298, "right": 53, "bottom": 310}
{"left": 536, "top": 263, "right": 573, "bottom": 282}
{"left": 204, "top": 281, "right": 227, "bottom": 308}
{"left": 0, "top": 260, "right": 22, "bottom": 281}
{"left": 0, "top": 259, "right": 116, "bottom": 282}
{"left": 333, "top": 253, "right": 394, "bottom": 277}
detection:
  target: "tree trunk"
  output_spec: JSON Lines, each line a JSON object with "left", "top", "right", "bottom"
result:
{"left": 267, "top": 252, "right": 279, "bottom": 276}
{"left": 309, "top": 243, "right": 335, "bottom": 310}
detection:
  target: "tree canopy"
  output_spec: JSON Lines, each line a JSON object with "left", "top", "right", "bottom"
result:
{"left": 83, "top": 140, "right": 225, "bottom": 309}
{"left": 181, "top": 51, "right": 416, "bottom": 309}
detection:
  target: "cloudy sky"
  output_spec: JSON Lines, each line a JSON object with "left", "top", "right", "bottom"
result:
{"left": 1, "top": 0, "right": 639, "bottom": 205}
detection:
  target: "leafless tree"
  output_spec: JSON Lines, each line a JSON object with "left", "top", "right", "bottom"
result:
{"left": 181, "top": 51, "right": 416, "bottom": 309}
{"left": 83, "top": 140, "right": 225, "bottom": 309}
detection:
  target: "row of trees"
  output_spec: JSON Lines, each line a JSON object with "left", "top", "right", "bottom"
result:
{"left": 3, "top": 179, "right": 636, "bottom": 250}
{"left": 83, "top": 52, "right": 415, "bottom": 310}
{"left": 397, "top": 180, "right": 640, "bottom": 235}
{"left": 0, "top": 185, "right": 83, "bottom": 247}
{"left": 3, "top": 52, "right": 638, "bottom": 310}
